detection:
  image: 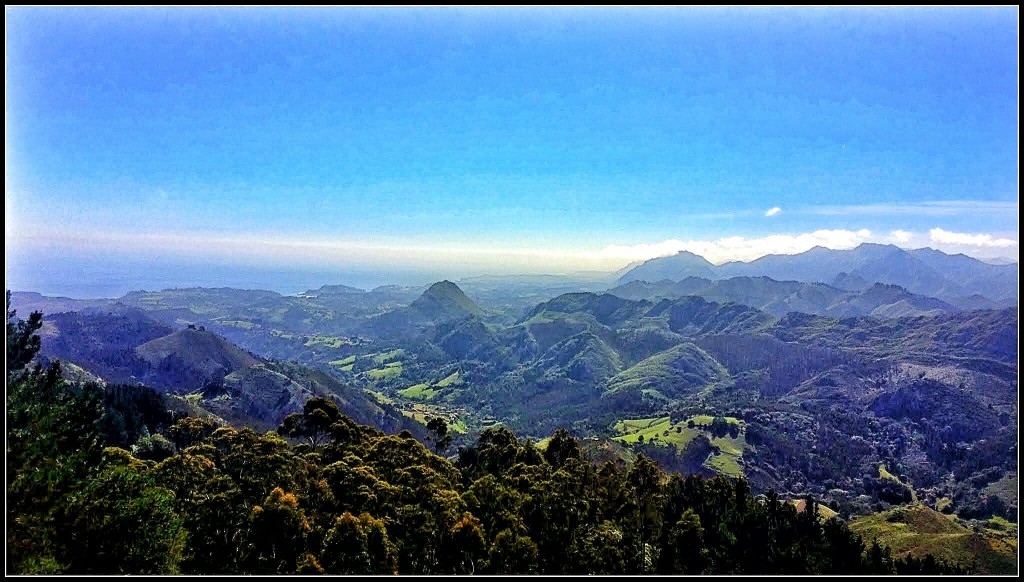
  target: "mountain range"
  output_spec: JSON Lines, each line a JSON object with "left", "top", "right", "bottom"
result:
{"left": 618, "top": 243, "right": 1018, "bottom": 305}
{"left": 609, "top": 277, "right": 959, "bottom": 318}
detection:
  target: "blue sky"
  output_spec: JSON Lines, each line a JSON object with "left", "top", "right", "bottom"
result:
{"left": 5, "top": 7, "right": 1019, "bottom": 295}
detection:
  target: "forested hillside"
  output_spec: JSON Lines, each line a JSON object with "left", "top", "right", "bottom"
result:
{"left": 7, "top": 293, "right": 991, "bottom": 574}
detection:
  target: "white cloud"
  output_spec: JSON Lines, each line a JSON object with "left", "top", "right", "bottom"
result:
{"left": 889, "top": 230, "right": 913, "bottom": 243}
{"left": 929, "top": 228, "right": 1018, "bottom": 248}
{"left": 593, "top": 229, "right": 875, "bottom": 264}
{"left": 9, "top": 225, "right": 1017, "bottom": 278}
{"left": 593, "top": 228, "right": 1017, "bottom": 265}
{"left": 764, "top": 206, "right": 782, "bottom": 217}
{"left": 596, "top": 239, "right": 692, "bottom": 261}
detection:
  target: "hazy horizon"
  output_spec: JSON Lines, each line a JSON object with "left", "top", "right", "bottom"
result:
{"left": 5, "top": 7, "right": 1019, "bottom": 298}
{"left": 7, "top": 240, "right": 1018, "bottom": 300}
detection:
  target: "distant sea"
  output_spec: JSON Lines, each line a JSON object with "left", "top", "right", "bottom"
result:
{"left": 5, "top": 255, "right": 447, "bottom": 299}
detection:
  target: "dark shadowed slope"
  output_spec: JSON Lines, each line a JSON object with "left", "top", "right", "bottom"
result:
{"left": 37, "top": 309, "right": 417, "bottom": 434}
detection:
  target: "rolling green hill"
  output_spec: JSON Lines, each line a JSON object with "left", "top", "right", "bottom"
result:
{"left": 849, "top": 504, "right": 1016, "bottom": 574}
{"left": 603, "top": 343, "right": 728, "bottom": 411}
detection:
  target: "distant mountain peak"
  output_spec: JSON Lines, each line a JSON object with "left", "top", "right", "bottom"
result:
{"left": 672, "top": 250, "right": 715, "bottom": 265}
{"left": 412, "top": 280, "right": 483, "bottom": 317}
{"left": 854, "top": 242, "right": 907, "bottom": 258}
{"left": 423, "top": 279, "right": 462, "bottom": 295}
{"left": 618, "top": 250, "right": 716, "bottom": 284}
{"left": 135, "top": 327, "right": 259, "bottom": 377}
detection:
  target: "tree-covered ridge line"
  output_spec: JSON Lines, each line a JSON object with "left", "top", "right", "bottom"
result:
{"left": 7, "top": 293, "right": 975, "bottom": 574}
